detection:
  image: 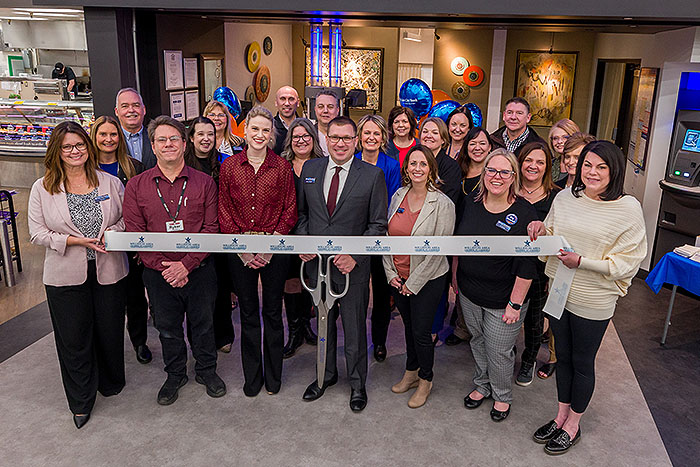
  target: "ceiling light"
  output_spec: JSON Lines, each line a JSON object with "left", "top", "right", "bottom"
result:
{"left": 15, "top": 8, "right": 83, "bottom": 13}
{"left": 402, "top": 30, "right": 422, "bottom": 42}
{"left": 0, "top": 16, "right": 49, "bottom": 21}
{"left": 25, "top": 12, "right": 83, "bottom": 17}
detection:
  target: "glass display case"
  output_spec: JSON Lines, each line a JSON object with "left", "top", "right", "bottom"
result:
{"left": 0, "top": 99, "right": 94, "bottom": 157}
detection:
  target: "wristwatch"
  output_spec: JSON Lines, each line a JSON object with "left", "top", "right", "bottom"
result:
{"left": 508, "top": 300, "right": 522, "bottom": 311}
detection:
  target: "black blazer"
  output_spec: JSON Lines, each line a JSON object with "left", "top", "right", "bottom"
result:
{"left": 116, "top": 157, "right": 145, "bottom": 187}
{"left": 296, "top": 157, "right": 388, "bottom": 286}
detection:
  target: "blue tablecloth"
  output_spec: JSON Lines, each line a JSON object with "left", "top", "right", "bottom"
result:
{"left": 646, "top": 252, "right": 700, "bottom": 296}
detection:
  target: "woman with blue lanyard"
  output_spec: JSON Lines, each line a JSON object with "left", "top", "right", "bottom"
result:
{"left": 355, "top": 114, "right": 401, "bottom": 362}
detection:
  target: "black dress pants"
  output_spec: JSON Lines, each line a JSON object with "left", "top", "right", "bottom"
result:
{"left": 550, "top": 308, "right": 610, "bottom": 413}
{"left": 45, "top": 260, "right": 126, "bottom": 414}
{"left": 392, "top": 274, "right": 446, "bottom": 381}
{"left": 229, "top": 254, "right": 288, "bottom": 394}
{"left": 370, "top": 255, "right": 392, "bottom": 346}
{"left": 125, "top": 253, "right": 148, "bottom": 348}
{"left": 142, "top": 261, "right": 218, "bottom": 379}
{"left": 212, "top": 253, "right": 235, "bottom": 348}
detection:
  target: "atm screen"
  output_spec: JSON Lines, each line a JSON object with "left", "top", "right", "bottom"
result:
{"left": 682, "top": 129, "right": 700, "bottom": 153}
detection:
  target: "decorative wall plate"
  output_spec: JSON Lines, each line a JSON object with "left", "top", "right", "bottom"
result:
{"left": 450, "top": 57, "right": 469, "bottom": 76}
{"left": 253, "top": 65, "right": 271, "bottom": 102}
{"left": 452, "top": 81, "right": 470, "bottom": 100}
{"left": 245, "top": 85, "right": 256, "bottom": 103}
{"left": 463, "top": 65, "right": 485, "bottom": 87}
{"left": 245, "top": 42, "right": 261, "bottom": 73}
{"left": 263, "top": 36, "right": 273, "bottom": 55}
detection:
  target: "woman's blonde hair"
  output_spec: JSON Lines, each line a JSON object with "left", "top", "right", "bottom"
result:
{"left": 244, "top": 105, "right": 275, "bottom": 149}
{"left": 356, "top": 114, "right": 388, "bottom": 153}
{"left": 203, "top": 100, "right": 244, "bottom": 147}
{"left": 419, "top": 117, "right": 450, "bottom": 150}
{"left": 548, "top": 118, "right": 580, "bottom": 155}
{"left": 475, "top": 148, "right": 520, "bottom": 203}
{"left": 90, "top": 116, "right": 136, "bottom": 179}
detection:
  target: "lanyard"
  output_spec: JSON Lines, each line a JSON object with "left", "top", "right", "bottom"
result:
{"left": 155, "top": 177, "right": 187, "bottom": 222}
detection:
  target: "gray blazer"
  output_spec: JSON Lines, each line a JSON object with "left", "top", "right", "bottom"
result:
{"left": 383, "top": 186, "right": 455, "bottom": 294}
{"left": 296, "top": 157, "right": 388, "bottom": 286}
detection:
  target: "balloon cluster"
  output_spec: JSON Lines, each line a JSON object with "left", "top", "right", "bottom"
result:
{"left": 399, "top": 78, "right": 482, "bottom": 127}
{"left": 212, "top": 86, "right": 242, "bottom": 120}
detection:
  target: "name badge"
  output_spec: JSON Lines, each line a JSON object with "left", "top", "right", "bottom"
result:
{"left": 166, "top": 220, "right": 184, "bottom": 232}
{"left": 495, "top": 220, "right": 511, "bottom": 232}
{"left": 305, "top": 177, "right": 316, "bottom": 184}
{"left": 397, "top": 207, "right": 405, "bottom": 213}
{"left": 95, "top": 194, "right": 110, "bottom": 202}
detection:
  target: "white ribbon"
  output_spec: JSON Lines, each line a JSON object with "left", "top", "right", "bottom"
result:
{"left": 104, "top": 232, "right": 574, "bottom": 318}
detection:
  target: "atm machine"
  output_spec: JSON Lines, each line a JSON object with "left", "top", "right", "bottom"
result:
{"left": 652, "top": 75, "right": 700, "bottom": 265}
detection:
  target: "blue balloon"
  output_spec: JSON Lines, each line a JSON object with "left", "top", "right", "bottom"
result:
{"left": 399, "top": 79, "right": 432, "bottom": 118}
{"left": 465, "top": 103, "right": 483, "bottom": 128}
{"left": 212, "top": 86, "right": 241, "bottom": 120}
{"left": 427, "top": 100, "right": 460, "bottom": 123}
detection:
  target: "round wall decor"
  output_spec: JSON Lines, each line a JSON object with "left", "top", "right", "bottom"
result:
{"left": 450, "top": 57, "right": 469, "bottom": 76}
{"left": 463, "top": 65, "right": 485, "bottom": 87}
{"left": 245, "top": 42, "right": 261, "bottom": 73}
{"left": 253, "top": 65, "right": 271, "bottom": 102}
{"left": 452, "top": 81, "right": 470, "bottom": 100}
{"left": 263, "top": 36, "right": 273, "bottom": 55}
{"left": 244, "top": 85, "right": 256, "bottom": 103}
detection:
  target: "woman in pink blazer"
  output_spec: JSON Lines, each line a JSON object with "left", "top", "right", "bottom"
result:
{"left": 28, "top": 121, "right": 128, "bottom": 430}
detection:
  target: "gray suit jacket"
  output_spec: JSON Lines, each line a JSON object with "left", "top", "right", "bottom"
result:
{"left": 297, "top": 157, "right": 388, "bottom": 286}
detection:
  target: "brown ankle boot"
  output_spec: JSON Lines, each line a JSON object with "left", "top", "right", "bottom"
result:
{"left": 408, "top": 378, "right": 432, "bottom": 408}
{"left": 391, "top": 370, "right": 419, "bottom": 394}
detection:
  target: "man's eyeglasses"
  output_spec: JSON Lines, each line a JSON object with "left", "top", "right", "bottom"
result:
{"left": 484, "top": 167, "right": 515, "bottom": 179}
{"left": 327, "top": 135, "right": 356, "bottom": 144}
{"left": 155, "top": 136, "right": 183, "bottom": 144}
{"left": 61, "top": 142, "right": 87, "bottom": 153}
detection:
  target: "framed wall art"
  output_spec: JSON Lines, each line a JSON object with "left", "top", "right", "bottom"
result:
{"left": 515, "top": 50, "right": 578, "bottom": 126}
{"left": 627, "top": 67, "right": 659, "bottom": 170}
{"left": 199, "top": 54, "right": 224, "bottom": 105}
{"left": 304, "top": 46, "right": 384, "bottom": 111}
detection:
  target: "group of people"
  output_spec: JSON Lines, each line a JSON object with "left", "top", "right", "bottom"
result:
{"left": 28, "top": 85, "right": 647, "bottom": 456}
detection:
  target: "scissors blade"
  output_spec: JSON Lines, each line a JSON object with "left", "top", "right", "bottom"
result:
{"left": 315, "top": 300, "right": 330, "bottom": 385}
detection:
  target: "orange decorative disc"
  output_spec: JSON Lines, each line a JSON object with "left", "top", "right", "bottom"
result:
{"left": 253, "top": 65, "right": 271, "bottom": 102}
{"left": 463, "top": 65, "right": 485, "bottom": 87}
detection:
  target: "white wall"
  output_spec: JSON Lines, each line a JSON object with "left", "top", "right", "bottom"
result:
{"left": 398, "top": 28, "right": 434, "bottom": 65}
{"left": 224, "top": 23, "right": 293, "bottom": 114}
{"left": 1, "top": 19, "right": 87, "bottom": 51}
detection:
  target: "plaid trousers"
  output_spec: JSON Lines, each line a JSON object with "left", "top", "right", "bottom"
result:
{"left": 459, "top": 293, "right": 528, "bottom": 403}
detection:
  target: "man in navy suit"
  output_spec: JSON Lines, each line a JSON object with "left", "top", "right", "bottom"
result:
{"left": 115, "top": 87, "right": 156, "bottom": 169}
{"left": 297, "top": 116, "right": 388, "bottom": 412}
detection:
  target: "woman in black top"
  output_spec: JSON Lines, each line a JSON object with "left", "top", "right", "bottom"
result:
{"left": 514, "top": 141, "right": 561, "bottom": 386}
{"left": 184, "top": 116, "right": 235, "bottom": 353}
{"left": 456, "top": 148, "right": 538, "bottom": 422}
{"left": 280, "top": 118, "right": 323, "bottom": 357}
{"left": 90, "top": 116, "right": 151, "bottom": 365}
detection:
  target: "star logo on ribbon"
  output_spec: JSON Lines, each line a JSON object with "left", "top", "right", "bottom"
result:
{"left": 524, "top": 240, "right": 531, "bottom": 247}
{"left": 473, "top": 240, "right": 480, "bottom": 246}
{"left": 139, "top": 236, "right": 144, "bottom": 242}
{"left": 279, "top": 239, "right": 286, "bottom": 245}
{"left": 185, "top": 237, "right": 191, "bottom": 244}
{"left": 232, "top": 238, "right": 238, "bottom": 244}
{"left": 375, "top": 240, "right": 382, "bottom": 246}
{"left": 424, "top": 240, "right": 431, "bottom": 246}
{"left": 327, "top": 240, "right": 333, "bottom": 246}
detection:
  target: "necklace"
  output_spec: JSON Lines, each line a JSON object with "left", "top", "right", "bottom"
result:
{"left": 523, "top": 184, "right": 542, "bottom": 195}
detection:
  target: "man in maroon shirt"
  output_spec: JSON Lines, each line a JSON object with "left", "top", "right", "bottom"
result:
{"left": 123, "top": 115, "right": 225, "bottom": 405}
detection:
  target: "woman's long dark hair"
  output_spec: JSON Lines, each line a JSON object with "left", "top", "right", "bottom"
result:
{"left": 184, "top": 117, "right": 220, "bottom": 180}
{"left": 572, "top": 140, "right": 626, "bottom": 201}
{"left": 456, "top": 127, "right": 495, "bottom": 176}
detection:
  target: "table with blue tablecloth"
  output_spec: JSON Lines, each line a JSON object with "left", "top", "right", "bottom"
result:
{"left": 646, "top": 252, "right": 700, "bottom": 344}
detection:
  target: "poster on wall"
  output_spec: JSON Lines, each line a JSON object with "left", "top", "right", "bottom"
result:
{"left": 304, "top": 46, "right": 384, "bottom": 111}
{"left": 627, "top": 67, "right": 659, "bottom": 170}
{"left": 185, "top": 90, "right": 200, "bottom": 120}
{"left": 169, "top": 91, "right": 185, "bottom": 121}
{"left": 183, "top": 58, "right": 198, "bottom": 89}
{"left": 515, "top": 50, "right": 578, "bottom": 126}
{"left": 200, "top": 54, "right": 224, "bottom": 104}
{"left": 164, "top": 50, "right": 184, "bottom": 90}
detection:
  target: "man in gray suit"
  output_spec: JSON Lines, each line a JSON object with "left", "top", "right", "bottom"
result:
{"left": 115, "top": 87, "right": 157, "bottom": 169}
{"left": 298, "top": 116, "right": 388, "bottom": 412}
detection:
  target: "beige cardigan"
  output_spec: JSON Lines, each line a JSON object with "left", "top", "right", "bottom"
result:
{"left": 383, "top": 186, "right": 455, "bottom": 294}
{"left": 28, "top": 170, "right": 128, "bottom": 287}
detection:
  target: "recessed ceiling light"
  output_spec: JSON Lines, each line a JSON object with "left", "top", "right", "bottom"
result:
{"left": 623, "top": 17, "right": 633, "bottom": 20}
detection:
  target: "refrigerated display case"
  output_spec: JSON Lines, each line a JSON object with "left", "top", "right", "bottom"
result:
{"left": 0, "top": 99, "right": 94, "bottom": 157}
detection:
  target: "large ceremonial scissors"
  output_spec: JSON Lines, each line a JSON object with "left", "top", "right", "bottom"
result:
{"left": 300, "top": 254, "right": 350, "bottom": 385}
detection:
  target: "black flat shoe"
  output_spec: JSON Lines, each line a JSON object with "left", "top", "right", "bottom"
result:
{"left": 533, "top": 420, "right": 560, "bottom": 444}
{"left": 302, "top": 374, "right": 338, "bottom": 401}
{"left": 445, "top": 333, "right": 466, "bottom": 346}
{"left": 135, "top": 344, "right": 152, "bottom": 364}
{"left": 373, "top": 344, "right": 387, "bottom": 362}
{"left": 282, "top": 331, "right": 304, "bottom": 359}
{"left": 463, "top": 393, "right": 488, "bottom": 409}
{"left": 195, "top": 372, "right": 227, "bottom": 398}
{"left": 490, "top": 403, "right": 511, "bottom": 422}
{"left": 544, "top": 427, "right": 581, "bottom": 455}
{"left": 349, "top": 387, "right": 368, "bottom": 412}
{"left": 302, "top": 321, "right": 317, "bottom": 345}
{"left": 157, "top": 375, "right": 188, "bottom": 406}
{"left": 73, "top": 413, "right": 90, "bottom": 429}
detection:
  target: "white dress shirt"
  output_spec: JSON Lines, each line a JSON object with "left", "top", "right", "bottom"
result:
{"left": 323, "top": 156, "right": 354, "bottom": 206}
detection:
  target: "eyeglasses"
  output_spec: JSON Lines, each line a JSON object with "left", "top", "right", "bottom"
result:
{"left": 551, "top": 135, "right": 569, "bottom": 142}
{"left": 484, "top": 167, "right": 515, "bottom": 179}
{"left": 327, "top": 135, "right": 356, "bottom": 144}
{"left": 206, "top": 113, "right": 227, "bottom": 120}
{"left": 61, "top": 142, "right": 87, "bottom": 153}
{"left": 155, "top": 136, "right": 183, "bottom": 144}
{"left": 292, "top": 134, "right": 311, "bottom": 142}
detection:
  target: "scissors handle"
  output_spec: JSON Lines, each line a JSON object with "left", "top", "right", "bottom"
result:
{"left": 300, "top": 253, "right": 323, "bottom": 304}
{"left": 325, "top": 255, "right": 350, "bottom": 307}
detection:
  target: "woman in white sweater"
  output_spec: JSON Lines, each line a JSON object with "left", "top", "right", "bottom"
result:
{"left": 528, "top": 140, "right": 647, "bottom": 455}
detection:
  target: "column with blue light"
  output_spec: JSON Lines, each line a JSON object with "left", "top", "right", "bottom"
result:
{"left": 329, "top": 23, "right": 342, "bottom": 87}
{"left": 310, "top": 22, "right": 323, "bottom": 86}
